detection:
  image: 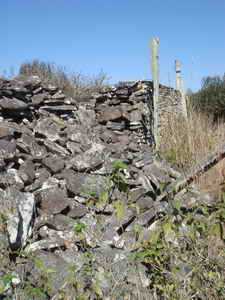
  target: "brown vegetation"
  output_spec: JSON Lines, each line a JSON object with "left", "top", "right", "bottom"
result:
{"left": 18, "top": 59, "right": 109, "bottom": 100}
{"left": 160, "top": 105, "right": 225, "bottom": 198}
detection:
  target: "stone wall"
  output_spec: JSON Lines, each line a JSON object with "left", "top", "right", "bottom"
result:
{"left": 0, "top": 76, "right": 183, "bottom": 149}
{"left": 158, "top": 84, "right": 184, "bottom": 138}
{"left": 93, "top": 80, "right": 184, "bottom": 146}
{"left": 0, "top": 76, "right": 211, "bottom": 299}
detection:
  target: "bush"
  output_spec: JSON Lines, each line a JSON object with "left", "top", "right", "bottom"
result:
{"left": 191, "top": 74, "right": 225, "bottom": 118}
{"left": 18, "top": 60, "right": 108, "bottom": 100}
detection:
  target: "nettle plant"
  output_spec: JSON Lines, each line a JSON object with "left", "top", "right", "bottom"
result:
{"left": 84, "top": 160, "right": 129, "bottom": 213}
{"left": 132, "top": 196, "right": 225, "bottom": 299}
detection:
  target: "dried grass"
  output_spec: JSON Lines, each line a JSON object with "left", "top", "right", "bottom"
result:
{"left": 18, "top": 60, "right": 109, "bottom": 100}
{"left": 160, "top": 107, "right": 225, "bottom": 197}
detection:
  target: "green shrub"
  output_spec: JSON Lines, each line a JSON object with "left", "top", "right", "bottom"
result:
{"left": 191, "top": 74, "right": 225, "bottom": 118}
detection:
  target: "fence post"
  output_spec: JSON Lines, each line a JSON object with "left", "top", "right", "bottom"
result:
{"left": 175, "top": 60, "right": 188, "bottom": 118}
{"left": 151, "top": 38, "right": 160, "bottom": 150}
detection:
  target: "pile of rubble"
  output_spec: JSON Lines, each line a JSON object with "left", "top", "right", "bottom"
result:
{"left": 0, "top": 76, "right": 211, "bottom": 299}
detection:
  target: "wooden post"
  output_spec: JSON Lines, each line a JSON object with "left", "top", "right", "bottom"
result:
{"left": 175, "top": 60, "right": 187, "bottom": 118}
{"left": 175, "top": 60, "right": 182, "bottom": 91}
{"left": 151, "top": 38, "right": 160, "bottom": 150}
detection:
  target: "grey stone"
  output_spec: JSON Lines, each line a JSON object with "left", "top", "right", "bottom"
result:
{"left": 42, "top": 154, "right": 65, "bottom": 174}
{"left": 48, "top": 214, "right": 75, "bottom": 231}
{"left": 31, "top": 93, "right": 47, "bottom": 105}
{"left": 67, "top": 202, "right": 88, "bottom": 218}
{"left": 17, "top": 133, "right": 47, "bottom": 158}
{"left": 0, "top": 125, "right": 15, "bottom": 138}
{"left": 25, "top": 168, "right": 51, "bottom": 192}
{"left": 5, "top": 188, "right": 35, "bottom": 249}
{"left": 36, "top": 187, "right": 69, "bottom": 215}
{"left": 76, "top": 105, "right": 96, "bottom": 127}
{"left": 19, "top": 160, "right": 35, "bottom": 184}
{"left": 106, "top": 120, "right": 126, "bottom": 131}
{"left": 60, "top": 169, "right": 107, "bottom": 197}
{"left": 66, "top": 141, "right": 82, "bottom": 154}
{"left": 29, "top": 251, "right": 71, "bottom": 297}
{"left": 0, "top": 96, "right": 28, "bottom": 110}
{"left": 67, "top": 142, "right": 105, "bottom": 171}
{"left": 24, "top": 237, "right": 65, "bottom": 253}
{"left": 0, "top": 168, "right": 24, "bottom": 190}
{"left": 0, "top": 138, "right": 16, "bottom": 159}
{"left": 51, "top": 90, "right": 65, "bottom": 100}
{"left": 98, "top": 107, "right": 124, "bottom": 123}
{"left": 43, "top": 139, "right": 70, "bottom": 156}
{"left": 35, "top": 117, "right": 62, "bottom": 141}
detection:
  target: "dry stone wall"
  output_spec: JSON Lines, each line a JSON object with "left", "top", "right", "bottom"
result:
{"left": 0, "top": 76, "right": 204, "bottom": 299}
{"left": 93, "top": 80, "right": 184, "bottom": 147}
{"left": 158, "top": 84, "right": 184, "bottom": 137}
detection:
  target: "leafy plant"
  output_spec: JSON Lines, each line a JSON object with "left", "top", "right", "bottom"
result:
{"left": 110, "top": 160, "right": 128, "bottom": 193}
{"left": 0, "top": 273, "right": 16, "bottom": 295}
{"left": 191, "top": 74, "right": 225, "bottom": 118}
{"left": 113, "top": 200, "right": 126, "bottom": 221}
{"left": 74, "top": 222, "right": 87, "bottom": 234}
{"left": 132, "top": 198, "right": 225, "bottom": 299}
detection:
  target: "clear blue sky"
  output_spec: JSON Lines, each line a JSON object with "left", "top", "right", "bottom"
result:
{"left": 1, "top": 0, "right": 225, "bottom": 91}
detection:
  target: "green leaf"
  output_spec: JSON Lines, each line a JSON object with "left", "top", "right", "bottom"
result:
{"left": 112, "top": 160, "right": 127, "bottom": 171}
{"left": 74, "top": 222, "right": 87, "bottom": 234}
{"left": 99, "top": 191, "right": 109, "bottom": 205}
{"left": 163, "top": 220, "right": 177, "bottom": 243}
{"left": 148, "top": 227, "right": 162, "bottom": 245}
{"left": 172, "top": 199, "right": 181, "bottom": 211}
{"left": 113, "top": 200, "right": 126, "bottom": 221}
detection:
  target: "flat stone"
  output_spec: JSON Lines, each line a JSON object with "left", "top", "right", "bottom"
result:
{"left": 67, "top": 202, "right": 88, "bottom": 218}
{"left": 0, "top": 125, "right": 15, "bottom": 138}
{"left": 17, "top": 133, "right": 47, "bottom": 158}
{"left": 40, "top": 105, "right": 75, "bottom": 112}
{"left": 61, "top": 170, "right": 107, "bottom": 197}
{"left": 114, "top": 231, "right": 137, "bottom": 250}
{"left": 25, "top": 168, "right": 51, "bottom": 192}
{"left": 43, "top": 83, "right": 58, "bottom": 93}
{"left": 24, "top": 238, "right": 65, "bottom": 253}
{"left": 49, "top": 214, "right": 75, "bottom": 231}
{"left": 31, "top": 93, "right": 47, "bottom": 105}
{"left": 76, "top": 105, "right": 96, "bottom": 127}
{"left": 0, "top": 138, "right": 16, "bottom": 159}
{"left": 67, "top": 142, "right": 105, "bottom": 171}
{"left": 36, "top": 187, "right": 69, "bottom": 215}
{"left": 143, "top": 162, "right": 171, "bottom": 189}
{"left": 51, "top": 91, "right": 66, "bottom": 100}
{"left": 115, "top": 87, "right": 130, "bottom": 99}
{"left": 136, "top": 196, "right": 155, "bottom": 212}
{"left": 5, "top": 188, "right": 35, "bottom": 250}
{"left": 66, "top": 141, "right": 82, "bottom": 154}
{"left": 0, "top": 96, "right": 28, "bottom": 110}
{"left": 19, "top": 160, "right": 35, "bottom": 184}
{"left": 134, "top": 152, "right": 154, "bottom": 168}
{"left": 42, "top": 154, "right": 65, "bottom": 174}
{"left": 106, "top": 121, "right": 126, "bottom": 131}
{"left": 23, "top": 75, "right": 41, "bottom": 89}
{"left": 43, "top": 140, "right": 70, "bottom": 157}
{"left": 29, "top": 251, "right": 71, "bottom": 297}
{"left": 35, "top": 118, "right": 63, "bottom": 141}
{"left": 98, "top": 107, "right": 123, "bottom": 123}
{"left": 0, "top": 169, "right": 24, "bottom": 190}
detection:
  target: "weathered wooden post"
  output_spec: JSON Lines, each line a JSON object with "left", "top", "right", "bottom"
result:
{"left": 151, "top": 38, "right": 160, "bottom": 150}
{"left": 175, "top": 60, "right": 188, "bottom": 118}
